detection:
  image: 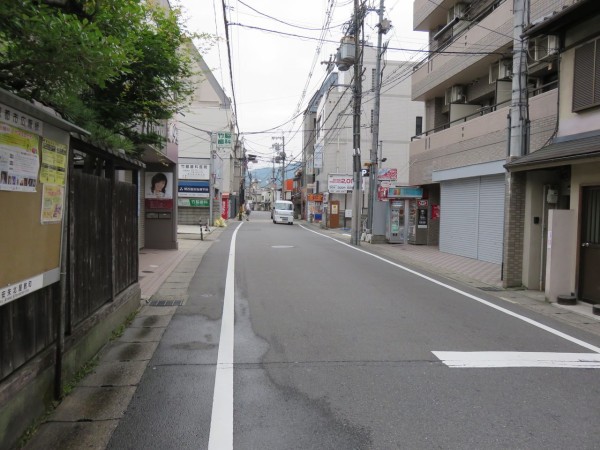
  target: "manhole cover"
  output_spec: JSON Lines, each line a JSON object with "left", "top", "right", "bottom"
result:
{"left": 147, "top": 300, "right": 184, "bottom": 307}
{"left": 272, "top": 245, "right": 295, "bottom": 249}
{"left": 142, "top": 270, "right": 155, "bottom": 273}
{"left": 478, "top": 286, "right": 502, "bottom": 292}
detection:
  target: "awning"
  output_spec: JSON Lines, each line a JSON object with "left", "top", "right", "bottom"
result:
{"left": 523, "top": 0, "right": 598, "bottom": 37}
{"left": 505, "top": 134, "right": 600, "bottom": 171}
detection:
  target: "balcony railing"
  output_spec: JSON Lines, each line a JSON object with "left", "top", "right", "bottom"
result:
{"left": 411, "top": 79, "right": 558, "bottom": 140}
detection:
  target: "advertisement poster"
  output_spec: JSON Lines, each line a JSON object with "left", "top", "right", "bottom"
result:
{"left": 145, "top": 172, "right": 173, "bottom": 199}
{"left": 0, "top": 124, "right": 40, "bottom": 192}
{"left": 41, "top": 184, "right": 65, "bottom": 223}
{"left": 40, "top": 139, "right": 67, "bottom": 185}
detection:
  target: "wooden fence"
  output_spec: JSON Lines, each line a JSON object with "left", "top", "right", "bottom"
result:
{"left": 0, "top": 153, "right": 139, "bottom": 381}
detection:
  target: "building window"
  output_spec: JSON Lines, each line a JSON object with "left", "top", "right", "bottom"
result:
{"left": 415, "top": 116, "right": 423, "bottom": 136}
{"left": 573, "top": 38, "right": 600, "bottom": 112}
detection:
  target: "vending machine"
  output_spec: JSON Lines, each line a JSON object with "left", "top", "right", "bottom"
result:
{"left": 386, "top": 200, "right": 405, "bottom": 243}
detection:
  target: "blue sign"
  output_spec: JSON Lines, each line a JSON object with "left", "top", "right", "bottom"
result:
{"left": 387, "top": 186, "right": 423, "bottom": 199}
{"left": 178, "top": 181, "right": 209, "bottom": 197}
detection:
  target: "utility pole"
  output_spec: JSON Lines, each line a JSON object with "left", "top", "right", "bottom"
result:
{"left": 509, "top": 0, "right": 529, "bottom": 158}
{"left": 209, "top": 133, "right": 214, "bottom": 226}
{"left": 350, "top": 0, "right": 363, "bottom": 246}
{"left": 367, "top": 0, "right": 390, "bottom": 236}
{"left": 272, "top": 135, "right": 285, "bottom": 199}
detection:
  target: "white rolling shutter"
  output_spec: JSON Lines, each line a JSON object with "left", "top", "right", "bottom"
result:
{"left": 440, "top": 175, "right": 505, "bottom": 263}
{"left": 440, "top": 178, "right": 479, "bottom": 259}
{"left": 477, "top": 175, "right": 505, "bottom": 263}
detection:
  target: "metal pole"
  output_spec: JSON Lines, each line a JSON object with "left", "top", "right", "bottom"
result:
{"left": 351, "top": 0, "right": 362, "bottom": 246}
{"left": 282, "top": 135, "right": 285, "bottom": 195}
{"left": 367, "top": 0, "right": 385, "bottom": 234}
{"left": 209, "top": 134, "right": 214, "bottom": 226}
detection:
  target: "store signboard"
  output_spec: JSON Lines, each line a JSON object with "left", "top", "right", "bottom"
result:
{"left": 177, "top": 198, "right": 209, "bottom": 207}
{"left": 179, "top": 163, "right": 209, "bottom": 180}
{"left": 178, "top": 180, "right": 209, "bottom": 198}
{"left": 387, "top": 186, "right": 423, "bottom": 199}
{"left": 328, "top": 174, "right": 353, "bottom": 193}
{"left": 378, "top": 168, "right": 397, "bottom": 181}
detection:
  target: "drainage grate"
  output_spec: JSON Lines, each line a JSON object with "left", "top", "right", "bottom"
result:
{"left": 147, "top": 300, "right": 183, "bottom": 307}
{"left": 478, "top": 286, "right": 502, "bottom": 292}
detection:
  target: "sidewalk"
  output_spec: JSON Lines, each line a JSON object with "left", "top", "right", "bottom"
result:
{"left": 24, "top": 225, "right": 225, "bottom": 450}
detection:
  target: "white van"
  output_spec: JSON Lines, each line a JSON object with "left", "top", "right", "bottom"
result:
{"left": 272, "top": 200, "right": 294, "bottom": 225}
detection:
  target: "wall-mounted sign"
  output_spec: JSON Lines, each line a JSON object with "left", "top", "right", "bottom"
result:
{"left": 179, "top": 163, "right": 209, "bottom": 180}
{"left": 178, "top": 198, "right": 209, "bottom": 208}
{"left": 145, "top": 199, "right": 173, "bottom": 210}
{"left": 217, "top": 132, "right": 232, "bottom": 147}
{"left": 387, "top": 186, "right": 423, "bottom": 199}
{"left": 0, "top": 103, "right": 43, "bottom": 135}
{"left": 328, "top": 174, "right": 353, "bottom": 193}
{"left": 308, "top": 193, "right": 323, "bottom": 202}
{"left": 378, "top": 168, "right": 397, "bottom": 181}
{"left": 0, "top": 274, "right": 44, "bottom": 307}
{"left": 178, "top": 180, "right": 209, "bottom": 198}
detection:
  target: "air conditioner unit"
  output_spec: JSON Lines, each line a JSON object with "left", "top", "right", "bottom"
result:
{"left": 532, "top": 35, "right": 559, "bottom": 62}
{"left": 445, "top": 85, "right": 465, "bottom": 105}
{"left": 489, "top": 59, "right": 513, "bottom": 83}
{"left": 447, "top": 2, "right": 468, "bottom": 22}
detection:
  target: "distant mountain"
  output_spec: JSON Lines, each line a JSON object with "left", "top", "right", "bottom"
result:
{"left": 249, "top": 162, "right": 301, "bottom": 188}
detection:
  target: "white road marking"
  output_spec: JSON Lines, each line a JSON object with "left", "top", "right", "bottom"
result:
{"left": 433, "top": 351, "right": 600, "bottom": 368}
{"left": 208, "top": 222, "right": 242, "bottom": 450}
{"left": 299, "top": 225, "right": 600, "bottom": 354}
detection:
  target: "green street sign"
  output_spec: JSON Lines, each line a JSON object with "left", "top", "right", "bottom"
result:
{"left": 178, "top": 198, "right": 209, "bottom": 208}
{"left": 217, "top": 132, "right": 232, "bottom": 147}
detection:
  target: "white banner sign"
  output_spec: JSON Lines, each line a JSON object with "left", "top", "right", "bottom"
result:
{"left": 179, "top": 163, "right": 209, "bottom": 180}
{"left": 328, "top": 174, "right": 353, "bottom": 193}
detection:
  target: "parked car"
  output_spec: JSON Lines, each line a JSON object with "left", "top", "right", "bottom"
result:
{"left": 272, "top": 200, "right": 294, "bottom": 225}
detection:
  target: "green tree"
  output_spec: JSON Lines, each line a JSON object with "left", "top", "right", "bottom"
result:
{"left": 0, "top": 0, "right": 205, "bottom": 154}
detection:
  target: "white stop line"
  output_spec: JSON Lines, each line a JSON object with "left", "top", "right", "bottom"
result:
{"left": 433, "top": 351, "right": 600, "bottom": 368}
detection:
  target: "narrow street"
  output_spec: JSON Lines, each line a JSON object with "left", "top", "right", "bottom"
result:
{"left": 104, "top": 211, "right": 600, "bottom": 449}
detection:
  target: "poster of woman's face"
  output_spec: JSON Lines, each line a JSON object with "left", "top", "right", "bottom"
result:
{"left": 145, "top": 172, "right": 173, "bottom": 199}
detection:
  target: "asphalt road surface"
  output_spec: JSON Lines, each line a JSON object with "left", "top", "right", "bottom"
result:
{"left": 108, "top": 211, "right": 600, "bottom": 449}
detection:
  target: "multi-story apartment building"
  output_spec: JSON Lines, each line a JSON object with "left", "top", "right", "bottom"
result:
{"left": 177, "top": 41, "right": 236, "bottom": 226}
{"left": 504, "top": 0, "right": 600, "bottom": 306}
{"left": 304, "top": 46, "right": 424, "bottom": 233}
{"left": 409, "top": 0, "right": 577, "bottom": 288}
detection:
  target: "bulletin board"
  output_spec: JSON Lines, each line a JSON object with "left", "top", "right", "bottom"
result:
{"left": 0, "top": 120, "right": 64, "bottom": 303}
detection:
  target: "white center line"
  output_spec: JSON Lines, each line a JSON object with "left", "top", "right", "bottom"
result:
{"left": 208, "top": 222, "right": 242, "bottom": 450}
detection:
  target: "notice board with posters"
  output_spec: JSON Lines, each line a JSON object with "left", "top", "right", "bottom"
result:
{"left": 0, "top": 98, "right": 74, "bottom": 307}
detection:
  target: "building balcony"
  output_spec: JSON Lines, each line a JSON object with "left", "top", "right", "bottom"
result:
{"left": 411, "top": 0, "right": 512, "bottom": 102}
{"left": 409, "top": 89, "right": 558, "bottom": 185}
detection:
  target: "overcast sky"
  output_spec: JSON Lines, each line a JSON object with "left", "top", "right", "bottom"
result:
{"left": 175, "top": 0, "right": 428, "bottom": 168}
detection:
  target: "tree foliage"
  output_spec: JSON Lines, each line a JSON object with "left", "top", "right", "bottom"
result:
{"left": 0, "top": 0, "right": 204, "bottom": 154}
